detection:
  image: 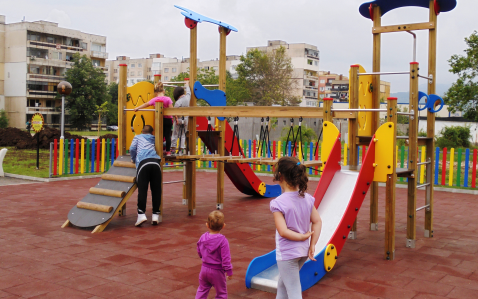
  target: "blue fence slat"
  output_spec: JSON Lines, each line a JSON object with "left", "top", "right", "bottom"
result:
{"left": 288, "top": 141, "right": 292, "bottom": 156}
{"left": 434, "top": 147, "right": 439, "bottom": 185}
{"left": 309, "top": 142, "right": 313, "bottom": 175}
{"left": 464, "top": 148, "right": 470, "bottom": 187}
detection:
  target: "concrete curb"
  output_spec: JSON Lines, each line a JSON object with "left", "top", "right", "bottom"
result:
{"left": 5, "top": 173, "right": 102, "bottom": 182}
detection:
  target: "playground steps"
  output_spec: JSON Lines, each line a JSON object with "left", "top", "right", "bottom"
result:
{"left": 62, "top": 155, "right": 138, "bottom": 233}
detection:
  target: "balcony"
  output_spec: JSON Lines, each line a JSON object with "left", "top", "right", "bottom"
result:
{"left": 304, "top": 85, "right": 318, "bottom": 90}
{"left": 27, "top": 90, "right": 57, "bottom": 98}
{"left": 26, "top": 107, "right": 60, "bottom": 114}
{"left": 27, "top": 73, "right": 64, "bottom": 82}
{"left": 29, "top": 57, "right": 74, "bottom": 68}
{"left": 304, "top": 74, "right": 318, "bottom": 81}
{"left": 91, "top": 51, "right": 108, "bottom": 59}
{"left": 28, "top": 40, "right": 84, "bottom": 52}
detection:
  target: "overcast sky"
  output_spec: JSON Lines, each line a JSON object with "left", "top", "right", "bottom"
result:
{"left": 1, "top": 0, "right": 476, "bottom": 92}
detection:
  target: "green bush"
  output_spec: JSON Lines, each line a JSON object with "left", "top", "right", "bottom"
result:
{"left": 435, "top": 126, "right": 471, "bottom": 148}
{"left": 0, "top": 109, "right": 8, "bottom": 128}
{"left": 418, "top": 129, "right": 427, "bottom": 137}
{"left": 280, "top": 125, "right": 317, "bottom": 144}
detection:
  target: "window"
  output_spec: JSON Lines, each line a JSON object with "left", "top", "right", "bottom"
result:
{"left": 29, "top": 66, "right": 40, "bottom": 74}
{"left": 320, "top": 94, "right": 325, "bottom": 99}
{"left": 320, "top": 87, "right": 325, "bottom": 91}
{"left": 92, "top": 59, "right": 101, "bottom": 67}
{"left": 172, "top": 68, "right": 177, "bottom": 73}
{"left": 138, "top": 63, "right": 142, "bottom": 67}
{"left": 114, "top": 69, "right": 118, "bottom": 73}
{"left": 320, "top": 80, "right": 325, "bottom": 83}
{"left": 314, "top": 61, "right": 318, "bottom": 66}
{"left": 307, "top": 101, "right": 316, "bottom": 107}
{"left": 27, "top": 33, "right": 41, "bottom": 41}
{"left": 147, "top": 75, "right": 150, "bottom": 80}
{"left": 307, "top": 60, "right": 313, "bottom": 65}
{"left": 211, "top": 66, "right": 218, "bottom": 71}
{"left": 46, "top": 100, "right": 54, "bottom": 108}
{"left": 204, "top": 66, "right": 210, "bottom": 70}
{"left": 165, "top": 76, "right": 169, "bottom": 80}
{"left": 113, "top": 77, "right": 117, "bottom": 81}
{"left": 51, "top": 51, "right": 62, "bottom": 60}
{"left": 91, "top": 43, "right": 102, "bottom": 52}
{"left": 130, "top": 71, "right": 135, "bottom": 76}
{"left": 148, "top": 67, "right": 151, "bottom": 71}
{"left": 66, "top": 53, "right": 74, "bottom": 61}
{"left": 80, "top": 42, "right": 87, "bottom": 50}
{"left": 131, "top": 64, "right": 135, "bottom": 68}
{"left": 138, "top": 71, "right": 142, "bottom": 76}
{"left": 164, "top": 68, "right": 169, "bottom": 73}
{"left": 47, "top": 36, "right": 56, "bottom": 44}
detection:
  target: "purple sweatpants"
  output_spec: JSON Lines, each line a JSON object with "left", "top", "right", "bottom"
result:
{"left": 195, "top": 266, "right": 227, "bottom": 299}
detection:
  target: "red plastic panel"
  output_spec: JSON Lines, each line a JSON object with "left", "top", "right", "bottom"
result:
{"left": 313, "top": 137, "right": 342, "bottom": 207}
{"left": 329, "top": 136, "right": 376, "bottom": 255}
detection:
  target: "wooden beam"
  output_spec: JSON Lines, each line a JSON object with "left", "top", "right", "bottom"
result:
{"left": 186, "top": 25, "right": 198, "bottom": 216}
{"left": 349, "top": 64, "right": 360, "bottom": 236}
{"left": 92, "top": 184, "right": 137, "bottom": 233}
{"left": 199, "top": 155, "right": 242, "bottom": 161}
{"left": 407, "top": 62, "right": 419, "bottom": 248}
{"left": 113, "top": 161, "right": 135, "bottom": 168}
{"left": 217, "top": 27, "right": 227, "bottom": 210}
{"left": 102, "top": 174, "right": 136, "bottom": 183}
{"left": 164, "top": 106, "right": 356, "bottom": 119}
{"left": 370, "top": 6, "right": 382, "bottom": 232}
{"left": 323, "top": 99, "right": 333, "bottom": 122}
{"left": 61, "top": 219, "right": 71, "bottom": 228}
{"left": 118, "top": 64, "right": 127, "bottom": 156}
{"left": 373, "top": 22, "right": 435, "bottom": 34}
{"left": 89, "top": 187, "right": 125, "bottom": 198}
{"left": 385, "top": 97, "right": 398, "bottom": 261}
{"left": 77, "top": 202, "right": 113, "bottom": 213}
{"left": 425, "top": 0, "right": 437, "bottom": 239}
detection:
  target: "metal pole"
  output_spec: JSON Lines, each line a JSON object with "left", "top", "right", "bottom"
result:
{"left": 406, "top": 31, "right": 417, "bottom": 62}
{"left": 358, "top": 71, "right": 410, "bottom": 76}
{"left": 61, "top": 95, "right": 65, "bottom": 139}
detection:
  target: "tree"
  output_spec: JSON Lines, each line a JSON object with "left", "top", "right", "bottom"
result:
{"left": 444, "top": 31, "right": 478, "bottom": 121}
{"left": 106, "top": 82, "right": 119, "bottom": 125}
{"left": 0, "top": 109, "right": 8, "bottom": 128}
{"left": 96, "top": 102, "right": 109, "bottom": 137}
{"left": 280, "top": 125, "right": 317, "bottom": 144}
{"left": 435, "top": 126, "right": 471, "bottom": 148}
{"left": 236, "top": 47, "right": 301, "bottom": 106}
{"left": 63, "top": 53, "right": 110, "bottom": 130}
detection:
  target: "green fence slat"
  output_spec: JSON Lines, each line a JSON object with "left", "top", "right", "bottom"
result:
{"left": 400, "top": 145, "right": 405, "bottom": 182}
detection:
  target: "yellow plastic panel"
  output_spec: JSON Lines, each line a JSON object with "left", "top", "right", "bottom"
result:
{"left": 373, "top": 122, "right": 394, "bottom": 182}
{"left": 324, "top": 244, "right": 337, "bottom": 272}
{"left": 321, "top": 121, "right": 340, "bottom": 168}
{"left": 125, "top": 81, "right": 155, "bottom": 150}
{"left": 348, "top": 64, "right": 373, "bottom": 136}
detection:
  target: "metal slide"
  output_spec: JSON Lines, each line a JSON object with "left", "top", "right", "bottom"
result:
{"left": 245, "top": 133, "right": 377, "bottom": 292}
{"left": 196, "top": 117, "right": 281, "bottom": 198}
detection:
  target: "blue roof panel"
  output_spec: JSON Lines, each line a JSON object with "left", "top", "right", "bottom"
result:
{"left": 359, "top": 0, "right": 457, "bottom": 19}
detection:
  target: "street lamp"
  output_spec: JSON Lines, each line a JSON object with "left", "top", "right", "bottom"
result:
{"left": 57, "top": 81, "right": 72, "bottom": 139}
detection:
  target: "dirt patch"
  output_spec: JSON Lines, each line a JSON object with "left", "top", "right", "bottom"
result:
{"left": 0, "top": 127, "right": 87, "bottom": 150}
{"left": 99, "top": 134, "right": 118, "bottom": 140}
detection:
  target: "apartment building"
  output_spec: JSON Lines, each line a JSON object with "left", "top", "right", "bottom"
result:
{"left": 0, "top": 15, "right": 108, "bottom": 128}
{"left": 107, "top": 55, "right": 242, "bottom": 86}
{"left": 247, "top": 40, "right": 320, "bottom": 107}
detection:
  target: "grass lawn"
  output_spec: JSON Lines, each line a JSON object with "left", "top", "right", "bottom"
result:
{"left": 66, "top": 130, "right": 115, "bottom": 137}
{"left": 1, "top": 147, "right": 102, "bottom": 178}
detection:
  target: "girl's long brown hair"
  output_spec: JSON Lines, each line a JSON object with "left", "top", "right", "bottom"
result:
{"left": 154, "top": 81, "right": 164, "bottom": 93}
{"left": 273, "top": 156, "right": 309, "bottom": 197}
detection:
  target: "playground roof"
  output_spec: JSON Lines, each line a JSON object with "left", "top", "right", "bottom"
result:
{"left": 359, "top": 0, "right": 457, "bottom": 19}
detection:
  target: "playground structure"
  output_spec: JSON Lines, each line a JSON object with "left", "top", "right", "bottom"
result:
{"left": 61, "top": 0, "right": 456, "bottom": 293}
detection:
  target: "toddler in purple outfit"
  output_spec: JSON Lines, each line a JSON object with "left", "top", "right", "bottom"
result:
{"left": 271, "top": 156, "right": 322, "bottom": 299}
{"left": 195, "top": 211, "right": 233, "bottom": 299}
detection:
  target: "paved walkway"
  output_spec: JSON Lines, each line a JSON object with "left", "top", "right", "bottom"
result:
{"left": 0, "top": 177, "right": 39, "bottom": 186}
{"left": 0, "top": 172, "right": 477, "bottom": 298}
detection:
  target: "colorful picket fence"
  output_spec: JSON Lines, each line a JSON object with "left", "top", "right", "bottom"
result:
{"left": 52, "top": 138, "right": 118, "bottom": 176}
{"left": 50, "top": 137, "right": 478, "bottom": 189}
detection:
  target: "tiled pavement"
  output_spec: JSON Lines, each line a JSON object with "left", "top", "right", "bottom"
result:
{"left": 0, "top": 171, "right": 477, "bottom": 298}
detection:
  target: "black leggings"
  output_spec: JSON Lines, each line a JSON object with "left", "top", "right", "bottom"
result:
{"left": 163, "top": 118, "right": 173, "bottom": 152}
{"left": 136, "top": 158, "right": 162, "bottom": 214}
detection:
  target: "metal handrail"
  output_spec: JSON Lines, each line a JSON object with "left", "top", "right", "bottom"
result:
{"left": 358, "top": 71, "right": 410, "bottom": 76}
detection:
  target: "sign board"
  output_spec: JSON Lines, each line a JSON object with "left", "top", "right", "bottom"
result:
{"left": 56, "top": 44, "right": 61, "bottom": 50}
{"left": 31, "top": 113, "right": 44, "bottom": 133}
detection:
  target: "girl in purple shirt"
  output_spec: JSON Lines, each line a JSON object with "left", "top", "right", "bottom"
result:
{"left": 134, "top": 81, "right": 174, "bottom": 155}
{"left": 270, "top": 156, "right": 322, "bottom": 298}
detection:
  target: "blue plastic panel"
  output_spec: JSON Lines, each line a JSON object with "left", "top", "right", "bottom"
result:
{"left": 193, "top": 81, "right": 226, "bottom": 121}
{"left": 417, "top": 91, "right": 444, "bottom": 113}
{"left": 359, "top": 0, "right": 457, "bottom": 19}
{"left": 174, "top": 5, "right": 238, "bottom": 32}
{"left": 245, "top": 250, "right": 277, "bottom": 288}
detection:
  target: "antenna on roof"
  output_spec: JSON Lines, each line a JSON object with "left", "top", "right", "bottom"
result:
{"left": 22, "top": 16, "right": 25, "bottom": 22}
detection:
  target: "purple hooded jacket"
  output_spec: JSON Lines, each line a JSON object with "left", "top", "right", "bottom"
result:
{"left": 197, "top": 232, "right": 233, "bottom": 276}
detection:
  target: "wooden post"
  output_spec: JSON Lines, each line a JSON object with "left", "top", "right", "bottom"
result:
{"left": 155, "top": 102, "right": 164, "bottom": 219}
{"left": 323, "top": 98, "right": 333, "bottom": 122}
{"left": 186, "top": 25, "right": 198, "bottom": 216}
{"left": 154, "top": 74, "right": 161, "bottom": 84}
{"left": 118, "top": 64, "right": 127, "bottom": 156}
{"left": 407, "top": 62, "right": 419, "bottom": 248}
{"left": 425, "top": 0, "right": 437, "bottom": 238}
{"left": 370, "top": 5, "right": 382, "bottom": 232}
{"left": 385, "top": 97, "right": 398, "bottom": 260}
{"left": 216, "top": 27, "right": 227, "bottom": 210}
{"left": 348, "top": 66, "right": 360, "bottom": 238}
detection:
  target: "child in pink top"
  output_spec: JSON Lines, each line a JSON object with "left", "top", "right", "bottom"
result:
{"left": 134, "top": 81, "right": 174, "bottom": 155}
{"left": 271, "top": 156, "right": 322, "bottom": 298}
{"left": 195, "top": 211, "right": 233, "bottom": 299}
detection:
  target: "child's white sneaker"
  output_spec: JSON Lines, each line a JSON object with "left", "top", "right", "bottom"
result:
{"left": 152, "top": 214, "right": 160, "bottom": 225}
{"left": 135, "top": 214, "right": 147, "bottom": 227}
